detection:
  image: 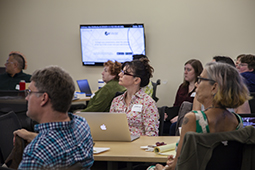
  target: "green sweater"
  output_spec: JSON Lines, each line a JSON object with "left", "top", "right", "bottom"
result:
{"left": 81, "top": 79, "right": 125, "bottom": 112}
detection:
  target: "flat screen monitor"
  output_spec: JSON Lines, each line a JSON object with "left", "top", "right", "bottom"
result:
{"left": 80, "top": 24, "right": 146, "bottom": 66}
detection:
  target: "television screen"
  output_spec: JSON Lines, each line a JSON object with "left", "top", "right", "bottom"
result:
{"left": 80, "top": 24, "right": 146, "bottom": 66}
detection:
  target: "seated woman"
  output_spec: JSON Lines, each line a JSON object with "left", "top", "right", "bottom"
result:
{"left": 81, "top": 60, "right": 125, "bottom": 112}
{"left": 156, "top": 62, "right": 249, "bottom": 170}
{"left": 193, "top": 56, "right": 251, "bottom": 113}
{"left": 166, "top": 59, "right": 203, "bottom": 135}
{"left": 110, "top": 58, "right": 159, "bottom": 136}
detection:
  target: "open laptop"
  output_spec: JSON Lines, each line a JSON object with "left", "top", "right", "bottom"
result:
{"left": 238, "top": 113, "right": 255, "bottom": 128}
{"left": 76, "top": 79, "right": 92, "bottom": 97}
{"left": 76, "top": 112, "right": 140, "bottom": 142}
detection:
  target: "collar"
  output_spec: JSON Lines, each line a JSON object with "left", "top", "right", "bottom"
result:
{"left": 34, "top": 113, "right": 74, "bottom": 132}
{"left": 119, "top": 88, "right": 144, "bottom": 101}
{"left": 7, "top": 70, "right": 23, "bottom": 78}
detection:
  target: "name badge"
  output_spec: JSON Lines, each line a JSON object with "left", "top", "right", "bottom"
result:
{"left": 131, "top": 104, "right": 143, "bottom": 112}
{"left": 190, "top": 92, "right": 196, "bottom": 97}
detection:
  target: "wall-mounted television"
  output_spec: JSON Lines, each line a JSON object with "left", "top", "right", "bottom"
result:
{"left": 80, "top": 23, "right": 146, "bottom": 66}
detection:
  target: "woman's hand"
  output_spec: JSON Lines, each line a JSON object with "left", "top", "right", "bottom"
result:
{"left": 170, "top": 116, "right": 178, "bottom": 123}
{"left": 166, "top": 155, "right": 175, "bottom": 165}
{"left": 155, "top": 164, "right": 166, "bottom": 170}
{"left": 155, "top": 155, "right": 175, "bottom": 170}
{"left": 164, "top": 113, "right": 168, "bottom": 121}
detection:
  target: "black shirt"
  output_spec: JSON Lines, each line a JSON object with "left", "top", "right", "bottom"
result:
{"left": 0, "top": 71, "right": 31, "bottom": 90}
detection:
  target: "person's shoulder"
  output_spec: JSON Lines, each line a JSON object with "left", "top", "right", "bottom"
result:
{"left": 184, "top": 111, "right": 196, "bottom": 121}
{"left": 0, "top": 72, "right": 8, "bottom": 77}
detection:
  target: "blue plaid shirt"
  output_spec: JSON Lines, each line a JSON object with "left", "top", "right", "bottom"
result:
{"left": 18, "top": 113, "right": 94, "bottom": 170}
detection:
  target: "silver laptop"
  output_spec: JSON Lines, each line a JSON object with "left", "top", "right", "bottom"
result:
{"left": 76, "top": 112, "right": 140, "bottom": 142}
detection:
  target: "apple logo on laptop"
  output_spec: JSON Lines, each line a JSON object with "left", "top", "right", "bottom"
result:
{"left": 100, "top": 124, "right": 107, "bottom": 130}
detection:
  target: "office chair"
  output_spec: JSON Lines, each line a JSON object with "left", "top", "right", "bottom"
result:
{"left": 175, "top": 101, "right": 193, "bottom": 136}
{"left": 0, "top": 91, "right": 36, "bottom": 132}
{"left": 0, "top": 111, "right": 22, "bottom": 165}
{"left": 151, "top": 79, "right": 160, "bottom": 102}
{"left": 176, "top": 126, "right": 255, "bottom": 170}
{"left": 158, "top": 106, "right": 180, "bottom": 136}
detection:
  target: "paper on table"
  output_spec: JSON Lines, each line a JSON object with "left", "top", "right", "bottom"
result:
{"left": 154, "top": 143, "right": 176, "bottom": 156}
{"left": 93, "top": 147, "right": 110, "bottom": 154}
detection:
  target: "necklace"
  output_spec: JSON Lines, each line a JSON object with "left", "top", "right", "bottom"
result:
{"left": 204, "top": 106, "right": 225, "bottom": 112}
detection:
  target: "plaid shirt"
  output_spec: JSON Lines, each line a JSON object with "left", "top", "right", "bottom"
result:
{"left": 18, "top": 113, "right": 94, "bottom": 170}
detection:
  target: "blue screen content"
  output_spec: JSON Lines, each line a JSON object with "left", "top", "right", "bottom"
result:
{"left": 80, "top": 24, "right": 146, "bottom": 65}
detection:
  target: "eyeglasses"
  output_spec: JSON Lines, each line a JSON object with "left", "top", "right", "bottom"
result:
{"left": 120, "top": 70, "right": 136, "bottom": 77}
{"left": 5, "top": 60, "right": 14, "bottom": 65}
{"left": 25, "top": 89, "right": 45, "bottom": 97}
{"left": 197, "top": 76, "right": 216, "bottom": 84}
{"left": 238, "top": 63, "right": 248, "bottom": 67}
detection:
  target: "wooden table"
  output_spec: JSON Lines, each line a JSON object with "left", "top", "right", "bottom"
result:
{"left": 72, "top": 97, "right": 90, "bottom": 102}
{"left": 93, "top": 136, "right": 179, "bottom": 169}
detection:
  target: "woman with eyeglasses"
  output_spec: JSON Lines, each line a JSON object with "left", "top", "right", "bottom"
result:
{"left": 238, "top": 54, "right": 255, "bottom": 92}
{"left": 155, "top": 62, "right": 249, "bottom": 170}
{"left": 110, "top": 58, "right": 159, "bottom": 136}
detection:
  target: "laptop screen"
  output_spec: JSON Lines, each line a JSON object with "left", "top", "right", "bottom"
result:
{"left": 76, "top": 79, "right": 92, "bottom": 96}
{"left": 239, "top": 114, "right": 255, "bottom": 128}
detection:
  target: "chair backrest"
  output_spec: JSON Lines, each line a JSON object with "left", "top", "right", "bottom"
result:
{"left": 158, "top": 106, "right": 167, "bottom": 136}
{"left": 0, "top": 91, "right": 35, "bottom": 132}
{"left": 151, "top": 79, "right": 160, "bottom": 102}
{"left": 249, "top": 92, "right": 255, "bottom": 113}
{"left": 158, "top": 106, "right": 180, "bottom": 136}
{"left": 176, "top": 126, "right": 255, "bottom": 170}
{"left": 175, "top": 101, "right": 193, "bottom": 135}
{"left": 0, "top": 111, "right": 22, "bottom": 164}
{"left": 206, "top": 141, "right": 243, "bottom": 170}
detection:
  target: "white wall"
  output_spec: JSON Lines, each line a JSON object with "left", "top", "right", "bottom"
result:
{"left": 1, "top": 0, "right": 255, "bottom": 107}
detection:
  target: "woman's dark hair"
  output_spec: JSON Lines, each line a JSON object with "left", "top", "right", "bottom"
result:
{"left": 122, "top": 58, "right": 154, "bottom": 87}
{"left": 182, "top": 59, "right": 203, "bottom": 87}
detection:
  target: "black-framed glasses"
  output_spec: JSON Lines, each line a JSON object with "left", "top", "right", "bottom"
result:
{"left": 197, "top": 76, "right": 216, "bottom": 84}
{"left": 120, "top": 70, "right": 136, "bottom": 77}
{"left": 25, "top": 89, "right": 45, "bottom": 97}
{"left": 238, "top": 63, "right": 248, "bottom": 67}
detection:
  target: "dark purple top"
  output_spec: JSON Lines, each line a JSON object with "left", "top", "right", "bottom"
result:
{"left": 173, "top": 83, "right": 196, "bottom": 107}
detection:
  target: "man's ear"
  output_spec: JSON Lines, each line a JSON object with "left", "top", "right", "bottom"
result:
{"left": 40, "top": 93, "right": 50, "bottom": 107}
{"left": 249, "top": 68, "right": 254, "bottom": 72}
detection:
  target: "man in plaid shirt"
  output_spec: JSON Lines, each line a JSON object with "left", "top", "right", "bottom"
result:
{"left": 14, "top": 66, "right": 94, "bottom": 169}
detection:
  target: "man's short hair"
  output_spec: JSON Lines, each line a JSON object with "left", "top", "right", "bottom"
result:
{"left": 240, "top": 54, "right": 255, "bottom": 71}
{"left": 31, "top": 66, "right": 75, "bottom": 113}
{"left": 9, "top": 52, "right": 26, "bottom": 70}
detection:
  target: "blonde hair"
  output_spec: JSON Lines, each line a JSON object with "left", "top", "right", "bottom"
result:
{"left": 205, "top": 62, "right": 250, "bottom": 108}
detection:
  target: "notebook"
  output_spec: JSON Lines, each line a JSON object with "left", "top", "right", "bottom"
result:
{"left": 239, "top": 113, "right": 255, "bottom": 128}
{"left": 76, "top": 79, "right": 92, "bottom": 97}
{"left": 76, "top": 112, "right": 140, "bottom": 142}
